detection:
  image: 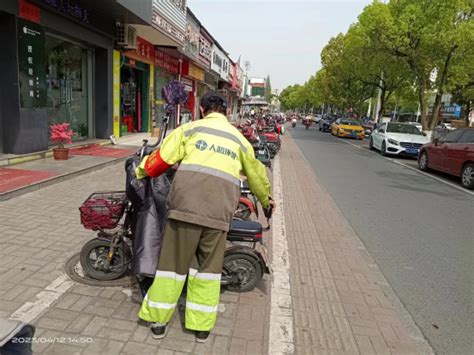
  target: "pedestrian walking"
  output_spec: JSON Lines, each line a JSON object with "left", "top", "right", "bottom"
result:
{"left": 134, "top": 91, "right": 274, "bottom": 343}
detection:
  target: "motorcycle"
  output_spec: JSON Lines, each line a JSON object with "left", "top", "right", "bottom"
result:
{"left": 252, "top": 136, "right": 272, "bottom": 168}
{"left": 235, "top": 180, "right": 258, "bottom": 221}
{"left": 304, "top": 119, "right": 311, "bottom": 130}
{"left": 79, "top": 131, "right": 272, "bottom": 293}
{"left": 291, "top": 119, "right": 297, "bottom": 128}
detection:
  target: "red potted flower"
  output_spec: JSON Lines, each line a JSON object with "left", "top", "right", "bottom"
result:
{"left": 50, "top": 123, "right": 74, "bottom": 160}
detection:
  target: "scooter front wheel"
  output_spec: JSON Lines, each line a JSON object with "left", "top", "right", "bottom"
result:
{"left": 80, "top": 238, "right": 131, "bottom": 281}
{"left": 222, "top": 253, "right": 262, "bottom": 292}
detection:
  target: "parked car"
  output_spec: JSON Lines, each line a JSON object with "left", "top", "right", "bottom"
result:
{"left": 407, "top": 121, "right": 423, "bottom": 133}
{"left": 313, "top": 114, "right": 322, "bottom": 123}
{"left": 319, "top": 116, "right": 335, "bottom": 132}
{"left": 331, "top": 118, "right": 365, "bottom": 139}
{"left": 370, "top": 122, "right": 429, "bottom": 157}
{"left": 418, "top": 128, "right": 474, "bottom": 189}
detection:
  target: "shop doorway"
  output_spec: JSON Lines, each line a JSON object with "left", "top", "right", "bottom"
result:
{"left": 45, "top": 34, "right": 93, "bottom": 141}
{"left": 120, "top": 60, "right": 149, "bottom": 134}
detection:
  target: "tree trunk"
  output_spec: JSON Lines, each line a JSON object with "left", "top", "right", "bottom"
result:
{"left": 418, "top": 83, "right": 428, "bottom": 130}
{"left": 378, "top": 87, "right": 386, "bottom": 120}
{"left": 429, "top": 45, "right": 458, "bottom": 130}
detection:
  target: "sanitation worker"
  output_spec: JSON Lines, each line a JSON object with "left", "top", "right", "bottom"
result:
{"left": 135, "top": 91, "right": 274, "bottom": 343}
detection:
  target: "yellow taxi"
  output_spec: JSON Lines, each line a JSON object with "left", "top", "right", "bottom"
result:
{"left": 331, "top": 118, "right": 365, "bottom": 139}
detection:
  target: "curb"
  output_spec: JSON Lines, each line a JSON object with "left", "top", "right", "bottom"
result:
{"left": 0, "top": 140, "right": 111, "bottom": 167}
{"left": 0, "top": 155, "right": 129, "bottom": 202}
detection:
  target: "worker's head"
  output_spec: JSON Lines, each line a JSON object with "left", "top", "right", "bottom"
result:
{"left": 200, "top": 91, "right": 228, "bottom": 117}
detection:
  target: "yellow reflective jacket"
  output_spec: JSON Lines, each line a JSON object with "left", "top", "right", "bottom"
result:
{"left": 146, "top": 112, "right": 271, "bottom": 231}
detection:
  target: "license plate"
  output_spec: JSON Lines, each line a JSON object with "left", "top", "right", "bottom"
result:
{"left": 258, "top": 150, "right": 265, "bottom": 155}
{"left": 406, "top": 148, "right": 419, "bottom": 155}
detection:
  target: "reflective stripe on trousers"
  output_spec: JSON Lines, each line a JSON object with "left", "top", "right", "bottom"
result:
{"left": 138, "top": 219, "right": 226, "bottom": 331}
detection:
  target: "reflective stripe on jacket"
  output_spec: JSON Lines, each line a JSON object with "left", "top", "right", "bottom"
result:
{"left": 145, "top": 112, "right": 271, "bottom": 231}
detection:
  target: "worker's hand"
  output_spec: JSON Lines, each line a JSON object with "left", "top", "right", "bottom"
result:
{"left": 263, "top": 196, "right": 276, "bottom": 218}
{"left": 135, "top": 165, "right": 148, "bottom": 180}
{"left": 135, "top": 156, "right": 149, "bottom": 180}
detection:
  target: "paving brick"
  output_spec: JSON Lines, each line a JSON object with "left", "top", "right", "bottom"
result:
{"left": 36, "top": 317, "right": 72, "bottom": 331}
{"left": 54, "top": 293, "right": 81, "bottom": 310}
{"left": 161, "top": 335, "right": 195, "bottom": 353}
{"left": 83, "top": 338, "right": 125, "bottom": 354}
{"left": 130, "top": 324, "right": 150, "bottom": 343}
{"left": 44, "top": 308, "right": 80, "bottom": 321}
{"left": 229, "top": 337, "right": 247, "bottom": 355}
{"left": 212, "top": 335, "right": 230, "bottom": 354}
{"left": 81, "top": 316, "right": 108, "bottom": 336}
{"left": 66, "top": 314, "right": 94, "bottom": 333}
{"left": 83, "top": 305, "right": 115, "bottom": 317}
{"left": 97, "top": 326, "right": 133, "bottom": 342}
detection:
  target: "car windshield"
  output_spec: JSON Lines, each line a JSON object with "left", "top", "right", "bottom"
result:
{"left": 386, "top": 123, "right": 422, "bottom": 135}
{"left": 341, "top": 120, "right": 360, "bottom": 126}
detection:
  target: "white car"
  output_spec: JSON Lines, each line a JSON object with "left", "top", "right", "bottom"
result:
{"left": 369, "top": 122, "right": 429, "bottom": 157}
{"left": 408, "top": 121, "right": 423, "bottom": 132}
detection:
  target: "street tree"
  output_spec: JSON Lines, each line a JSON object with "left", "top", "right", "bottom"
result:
{"left": 358, "top": 0, "right": 474, "bottom": 130}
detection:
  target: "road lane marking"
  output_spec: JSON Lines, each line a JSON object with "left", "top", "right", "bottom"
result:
{"left": 9, "top": 274, "right": 75, "bottom": 324}
{"left": 338, "top": 138, "right": 474, "bottom": 197}
{"left": 268, "top": 155, "right": 295, "bottom": 354}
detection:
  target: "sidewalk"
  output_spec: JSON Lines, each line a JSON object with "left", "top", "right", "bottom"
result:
{"left": 0, "top": 132, "right": 428, "bottom": 354}
{"left": 0, "top": 133, "right": 152, "bottom": 201}
{"left": 278, "top": 134, "right": 427, "bottom": 354}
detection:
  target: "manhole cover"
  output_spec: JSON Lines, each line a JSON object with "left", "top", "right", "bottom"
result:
{"left": 65, "top": 253, "right": 137, "bottom": 287}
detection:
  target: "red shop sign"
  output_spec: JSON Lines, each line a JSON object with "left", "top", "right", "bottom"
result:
{"left": 134, "top": 37, "right": 154, "bottom": 62}
{"left": 19, "top": 0, "right": 41, "bottom": 24}
{"left": 154, "top": 49, "right": 179, "bottom": 74}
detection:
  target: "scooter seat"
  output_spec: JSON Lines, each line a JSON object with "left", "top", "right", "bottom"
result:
{"left": 229, "top": 219, "right": 262, "bottom": 237}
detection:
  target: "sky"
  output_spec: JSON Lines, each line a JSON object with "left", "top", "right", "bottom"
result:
{"left": 188, "top": 0, "right": 372, "bottom": 92}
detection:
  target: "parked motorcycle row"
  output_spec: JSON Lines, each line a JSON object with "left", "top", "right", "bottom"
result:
{"left": 78, "top": 115, "right": 282, "bottom": 294}
{"left": 235, "top": 114, "right": 285, "bottom": 168}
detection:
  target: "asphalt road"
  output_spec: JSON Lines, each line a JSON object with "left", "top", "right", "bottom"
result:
{"left": 290, "top": 124, "right": 473, "bottom": 354}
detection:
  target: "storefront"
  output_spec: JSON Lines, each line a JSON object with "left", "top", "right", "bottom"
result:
{"left": 181, "top": 60, "right": 205, "bottom": 121}
{"left": 115, "top": 37, "right": 154, "bottom": 137}
{"left": 154, "top": 47, "right": 180, "bottom": 129}
{"left": 0, "top": 0, "right": 117, "bottom": 154}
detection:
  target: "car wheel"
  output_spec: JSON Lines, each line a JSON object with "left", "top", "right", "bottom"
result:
{"left": 461, "top": 163, "right": 474, "bottom": 189}
{"left": 381, "top": 141, "right": 387, "bottom": 156}
{"left": 418, "top": 151, "right": 429, "bottom": 171}
{"left": 369, "top": 137, "right": 375, "bottom": 150}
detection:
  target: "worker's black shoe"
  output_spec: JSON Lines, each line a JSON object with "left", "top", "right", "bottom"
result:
{"left": 195, "top": 331, "right": 210, "bottom": 343}
{"left": 150, "top": 323, "right": 167, "bottom": 339}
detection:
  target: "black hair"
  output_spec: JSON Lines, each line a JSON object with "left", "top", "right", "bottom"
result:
{"left": 201, "top": 91, "right": 227, "bottom": 115}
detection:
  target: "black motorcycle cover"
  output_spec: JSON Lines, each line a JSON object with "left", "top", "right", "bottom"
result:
{"left": 125, "top": 157, "right": 170, "bottom": 277}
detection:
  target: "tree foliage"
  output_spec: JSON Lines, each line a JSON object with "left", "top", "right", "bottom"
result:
{"left": 280, "top": 0, "right": 474, "bottom": 129}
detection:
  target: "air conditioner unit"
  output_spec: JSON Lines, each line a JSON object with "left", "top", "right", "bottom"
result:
{"left": 116, "top": 24, "right": 137, "bottom": 49}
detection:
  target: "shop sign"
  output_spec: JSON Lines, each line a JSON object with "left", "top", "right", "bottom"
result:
{"left": 184, "top": 17, "right": 200, "bottom": 59}
{"left": 39, "top": 0, "right": 90, "bottom": 23}
{"left": 442, "top": 105, "right": 462, "bottom": 118}
{"left": 19, "top": 0, "right": 41, "bottom": 24}
{"left": 152, "top": 10, "right": 185, "bottom": 45}
{"left": 198, "top": 33, "right": 212, "bottom": 66}
{"left": 188, "top": 63, "right": 205, "bottom": 81}
{"left": 17, "top": 18, "right": 46, "bottom": 108}
{"left": 154, "top": 49, "right": 179, "bottom": 74}
{"left": 134, "top": 37, "right": 154, "bottom": 62}
{"left": 182, "top": 77, "right": 193, "bottom": 93}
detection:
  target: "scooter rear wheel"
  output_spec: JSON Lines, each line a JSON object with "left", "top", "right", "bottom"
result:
{"left": 222, "top": 253, "right": 262, "bottom": 292}
{"left": 80, "top": 238, "right": 131, "bottom": 281}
